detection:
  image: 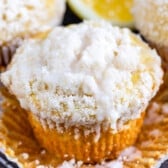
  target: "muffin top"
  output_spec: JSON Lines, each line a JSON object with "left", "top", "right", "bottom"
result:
{"left": 1, "top": 21, "right": 163, "bottom": 131}
{"left": 133, "top": 0, "right": 168, "bottom": 46}
{"left": 0, "top": 0, "right": 65, "bottom": 44}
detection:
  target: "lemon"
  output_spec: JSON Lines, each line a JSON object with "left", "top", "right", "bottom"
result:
{"left": 68, "top": 0, "right": 134, "bottom": 27}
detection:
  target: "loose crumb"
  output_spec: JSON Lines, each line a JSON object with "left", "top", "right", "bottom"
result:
{"left": 21, "top": 153, "right": 29, "bottom": 160}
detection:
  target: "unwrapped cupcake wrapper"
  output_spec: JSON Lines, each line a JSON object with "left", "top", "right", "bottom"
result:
{"left": 150, "top": 42, "right": 168, "bottom": 71}
{"left": 28, "top": 112, "right": 145, "bottom": 164}
{"left": 1, "top": 88, "right": 168, "bottom": 167}
{"left": 0, "top": 38, "right": 22, "bottom": 71}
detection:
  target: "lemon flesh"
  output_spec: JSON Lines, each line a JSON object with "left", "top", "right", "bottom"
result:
{"left": 68, "top": 0, "right": 134, "bottom": 27}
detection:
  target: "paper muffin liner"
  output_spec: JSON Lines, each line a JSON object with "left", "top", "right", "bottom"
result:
{"left": 0, "top": 39, "right": 22, "bottom": 72}
{"left": 1, "top": 87, "right": 168, "bottom": 168}
{"left": 28, "top": 112, "right": 144, "bottom": 164}
{"left": 149, "top": 42, "right": 168, "bottom": 72}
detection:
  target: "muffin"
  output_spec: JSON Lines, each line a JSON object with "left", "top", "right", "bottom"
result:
{"left": 133, "top": 0, "right": 168, "bottom": 70}
{"left": 1, "top": 21, "right": 163, "bottom": 163}
{"left": 0, "top": 0, "right": 65, "bottom": 71}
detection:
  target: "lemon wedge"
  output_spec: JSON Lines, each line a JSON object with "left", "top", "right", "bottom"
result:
{"left": 68, "top": 0, "right": 134, "bottom": 27}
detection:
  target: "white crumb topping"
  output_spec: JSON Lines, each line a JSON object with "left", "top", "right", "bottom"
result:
{"left": 1, "top": 21, "right": 163, "bottom": 131}
{"left": 58, "top": 159, "right": 83, "bottom": 168}
{"left": 141, "top": 140, "right": 153, "bottom": 147}
{"left": 133, "top": 0, "right": 168, "bottom": 46}
{"left": 35, "top": 160, "right": 40, "bottom": 165}
{"left": 58, "top": 147, "right": 142, "bottom": 168}
{"left": 0, "top": 0, "right": 65, "bottom": 43}
{"left": 95, "top": 160, "right": 123, "bottom": 168}
{"left": 118, "top": 146, "right": 142, "bottom": 161}
{"left": 149, "top": 129, "right": 162, "bottom": 138}
{"left": 21, "top": 153, "right": 29, "bottom": 160}
{"left": 58, "top": 159, "right": 123, "bottom": 168}
{"left": 161, "top": 103, "right": 168, "bottom": 115}
{"left": 36, "top": 166, "right": 47, "bottom": 168}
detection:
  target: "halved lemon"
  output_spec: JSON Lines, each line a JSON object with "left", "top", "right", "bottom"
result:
{"left": 67, "top": 0, "right": 134, "bottom": 27}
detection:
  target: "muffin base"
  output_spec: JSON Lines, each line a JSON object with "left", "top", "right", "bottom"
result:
{"left": 28, "top": 112, "right": 145, "bottom": 164}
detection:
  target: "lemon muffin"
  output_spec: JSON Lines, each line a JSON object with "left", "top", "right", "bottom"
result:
{"left": 1, "top": 21, "right": 163, "bottom": 163}
{"left": 133, "top": 0, "right": 168, "bottom": 70}
{"left": 0, "top": 0, "right": 65, "bottom": 70}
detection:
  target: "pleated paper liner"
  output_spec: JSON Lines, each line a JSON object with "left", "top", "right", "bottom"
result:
{"left": 0, "top": 39, "right": 23, "bottom": 72}
{"left": 149, "top": 42, "right": 168, "bottom": 72}
{"left": 1, "top": 86, "right": 168, "bottom": 168}
{"left": 0, "top": 32, "right": 50, "bottom": 72}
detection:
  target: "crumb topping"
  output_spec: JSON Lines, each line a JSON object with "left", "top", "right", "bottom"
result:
{"left": 0, "top": 0, "right": 65, "bottom": 43}
{"left": 1, "top": 21, "right": 163, "bottom": 131}
{"left": 133, "top": 0, "right": 168, "bottom": 46}
{"left": 58, "top": 147, "right": 142, "bottom": 168}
